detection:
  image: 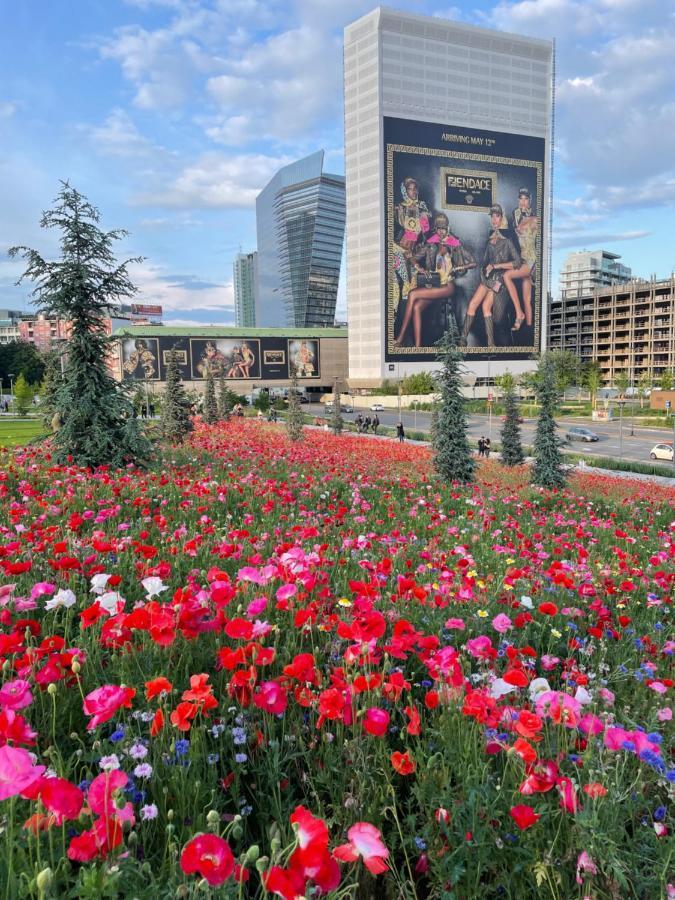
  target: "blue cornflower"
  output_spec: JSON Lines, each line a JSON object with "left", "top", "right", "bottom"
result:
{"left": 231, "top": 727, "right": 247, "bottom": 746}
{"left": 654, "top": 622, "right": 663, "bottom": 631}
{"left": 414, "top": 837, "right": 427, "bottom": 850}
{"left": 207, "top": 753, "right": 220, "bottom": 765}
{"left": 109, "top": 727, "right": 126, "bottom": 743}
{"left": 235, "top": 753, "right": 248, "bottom": 764}
{"left": 653, "top": 806, "right": 667, "bottom": 822}
{"left": 175, "top": 739, "right": 190, "bottom": 756}
{"left": 647, "top": 733, "right": 663, "bottom": 744}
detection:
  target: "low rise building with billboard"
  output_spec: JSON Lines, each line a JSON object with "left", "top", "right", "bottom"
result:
{"left": 112, "top": 325, "right": 348, "bottom": 396}
{"left": 344, "top": 8, "right": 553, "bottom": 387}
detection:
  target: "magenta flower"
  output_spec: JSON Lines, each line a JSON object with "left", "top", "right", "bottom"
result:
{"left": 0, "top": 745, "right": 45, "bottom": 800}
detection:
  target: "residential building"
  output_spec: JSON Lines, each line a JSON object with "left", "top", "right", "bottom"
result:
{"left": 344, "top": 8, "right": 553, "bottom": 387}
{"left": 256, "top": 151, "right": 345, "bottom": 329}
{"left": 559, "top": 249, "right": 632, "bottom": 299}
{"left": 548, "top": 275, "right": 675, "bottom": 384}
{"left": 0, "top": 309, "right": 22, "bottom": 344}
{"left": 233, "top": 252, "right": 258, "bottom": 327}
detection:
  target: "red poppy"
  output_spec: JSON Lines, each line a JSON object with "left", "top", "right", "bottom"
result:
{"left": 510, "top": 805, "right": 541, "bottom": 830}
{"left": 180, "top": 833, "right": 235, "bottom": 886}
{"left": 363, "top": 707, "right": 390, "bottom": 737}
{"left": 390, "top": 750, "right": 416, "bottom": 775}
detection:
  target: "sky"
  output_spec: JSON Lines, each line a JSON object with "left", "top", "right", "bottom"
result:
{"left": 1, "top": 0, "right": 673, "bottom": 326}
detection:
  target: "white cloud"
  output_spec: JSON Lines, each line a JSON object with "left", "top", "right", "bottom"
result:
{"left": 137, "top": 151, "right": 292, "bottom": 208}
{"left": 553, "top": 229, "right": 651, "bottom": 249}
{"left": 87, "top": 108, "right": 161, "bottom": 157}
{"left": 129, "top": 260, "right": 234, "bottom": 311}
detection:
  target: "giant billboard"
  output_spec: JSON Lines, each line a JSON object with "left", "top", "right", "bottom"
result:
{"left": 385, "top": 117, "right": 545, "bottom": 361}
{"left": 118, "top": 335, "right": 321, "bottom": 382}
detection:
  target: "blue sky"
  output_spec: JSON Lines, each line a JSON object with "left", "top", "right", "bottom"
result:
{"left": 1, "top": 0, "right": 673, "bottom": 325}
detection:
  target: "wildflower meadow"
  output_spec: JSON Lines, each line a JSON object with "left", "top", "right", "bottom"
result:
{"left": 0, "top": 420, "right": 672, "bottom": 898}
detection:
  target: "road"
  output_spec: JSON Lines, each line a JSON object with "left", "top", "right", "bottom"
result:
{"left": 304, "top": 403, "right": 675, "bottom": 468}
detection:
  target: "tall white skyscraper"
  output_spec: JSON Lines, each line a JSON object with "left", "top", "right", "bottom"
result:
{"left": 233, "top": 251, "right": 258, "bottom": 328}
{"left": 344, "top": 8, "right": 553, "bottom": 386}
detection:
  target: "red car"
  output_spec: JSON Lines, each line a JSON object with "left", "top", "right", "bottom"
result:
{"left": 500, "top": 414, "right": 524, "bottom": 423}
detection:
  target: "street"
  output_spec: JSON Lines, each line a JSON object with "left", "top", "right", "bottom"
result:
{"left": 303, "top": 403, "right": 675, "bottom": 468}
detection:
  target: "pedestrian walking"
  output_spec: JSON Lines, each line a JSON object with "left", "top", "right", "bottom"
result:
{"left": 365, "top": 415, "right": 371, "bottom": 431}
{"left": 484, "top": 437, "right": 491, "bottom": 458}
{"left": 396, "top": 422, "right": 405, "bottom": 443}
{"left": 149, "top": 402, "right": 155, "bottom": 418}
{"left": 372, "top": 415, "right": 379, "bottom": 434}
{"left": 478, "top": 436, "right": 485, "bottom": 457}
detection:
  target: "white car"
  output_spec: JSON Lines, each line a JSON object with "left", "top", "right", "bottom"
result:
{"left": 370, "top": 403, "right": 384, "bottom": 412}
{"left": 649, "top": 443, "right": 674, "bottom": 461}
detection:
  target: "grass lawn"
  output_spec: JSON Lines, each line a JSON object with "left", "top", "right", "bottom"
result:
{"left": 0, "top": 417, "right": 46, "bottom": 447}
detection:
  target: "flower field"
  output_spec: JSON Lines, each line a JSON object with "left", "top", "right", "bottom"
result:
{"left": 0, "top": 420, "right": 672, "bottom": 899}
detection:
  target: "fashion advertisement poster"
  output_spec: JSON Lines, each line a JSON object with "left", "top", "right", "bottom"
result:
{"left": 121, "top": 337, "right": 160, "bottom": 380}
{"left": 288, "top": 339, "right": 320, "bottom": 378}
{"left": 190, "top": 339, "right": 261, "bottom": 380}
{"left": 384, "top": 117, "right": 545, "bottom": 361}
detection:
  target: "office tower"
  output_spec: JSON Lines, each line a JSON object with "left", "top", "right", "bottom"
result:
{"left": 559, "top": 249, "right": 632, "bottom": 299}
{"left": 233, "top": 251, "right": 258, "bottom": 327}
{"left": 256, "top": 151, "right": 345, "bottom": 328}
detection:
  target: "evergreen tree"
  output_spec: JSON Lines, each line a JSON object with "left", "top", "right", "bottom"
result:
{"left": 432, "top": 323, "right": 474, "bottom": 483}
{"left": 531, "top": 354, "right": 566, "bottom": 489}
{"left": 13, "top": 373, "right": 33, "bottom": 417}
{"left": 202, "top": 364, "right": 217, "bottom": 423}
{"left": 285, "top": 367, "right": 304, "bottom": 442}
{"left": 500, "top": 382, "right": 525, "bottom": 466}
{"left": 331, "top": 380, "right": 344, "bottom": 435}
{"left": 39, "top": 352, "right": 62, "bottom": 429}
{"left": 9, "top": 183, "right": 150, "bottom": 467}
{"left": 218, "top": 373, "right": 235, "bottom": 419}
{"left": 161, "top": 347, "right": 192, "bottom": 442}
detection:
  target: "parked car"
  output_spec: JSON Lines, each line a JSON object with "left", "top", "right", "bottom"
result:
{"left": 500, "top": 414, "right": 524, "bottom": 423}
{"left": 649, "top": 442, "right": 674, "bottom": 461}
{"left": 370, "top": 403, "right": 384, "bottom": 412}
{"left": 566, "top": 426, "right": 599, "bottom": 442}
{"left": 342, "top": 406, "right": 354, "bottom": 413}
{"left": 284, "top": 393, "right": 309, "bottom": 404}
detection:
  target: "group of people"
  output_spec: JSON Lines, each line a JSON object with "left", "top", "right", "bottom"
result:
{"left": 477, "top": 436, "right": 492, "bottom": 457}
{"left": 392, "top": 176, "right": 538, "bottom": 349}
{"left": 196, "top": 341, "right": 255, "bottom": 379}
{"left": 356, "top": 414, "right": 379, "bottom": 434}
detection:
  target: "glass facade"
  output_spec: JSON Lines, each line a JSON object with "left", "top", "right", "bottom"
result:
{"left": 256, "top": 151, "right": 345, "bottom": 328}
{"left": 233, "top": 251, "right": 258, "bottom": 327}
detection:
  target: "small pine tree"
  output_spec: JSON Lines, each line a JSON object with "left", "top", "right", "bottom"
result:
{"left": 218, "top": 373, "right": 234, "bottom": 419}
{"left": 432, "top": 323, "right": 474, "bottom": 483}
{"left": 9, "top": 183, "right": 151, "bottom": 467}
{"left": 161, "top": 348, "right": 192, "bottom": 442}
{"left": 285, "top": 367, "right": 304, "bottom": 442}
{"left": 500, "top": 383, "right": 525, "bottom": 466}
{"left": 531, "top": 354, "right": 566, "bottom": 489}
{"left": 331, "top": 381, "right": 344, "bottom": 435}
{"left": 13, "top": 373, "right": 33, "bottom": 417}
{"left": 203, "top": 364, "right": 217, "bottom": 424}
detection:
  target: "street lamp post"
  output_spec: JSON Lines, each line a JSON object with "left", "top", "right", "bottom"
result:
{"left": 8, "top": 373, "right": 15, "bottom": 411}
{"left": 618, "top": 399, "right": 624, "bottom": 460}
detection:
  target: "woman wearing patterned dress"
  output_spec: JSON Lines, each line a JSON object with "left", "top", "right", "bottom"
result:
{"left": 392, "top": 177, "right": 431, "bottom": 304}
{"left": 503, "top": 188, "right": 538, "bottom": 331}
{"left": 394, "top": 214, "right": 475, "bottom": 348}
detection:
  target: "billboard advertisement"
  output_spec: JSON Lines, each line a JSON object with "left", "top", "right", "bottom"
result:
{"left": 119, "top": 336, "right": 321, "bottom": 382}
{"left": 384, "top": 117, "right": 545, "bottom": 361}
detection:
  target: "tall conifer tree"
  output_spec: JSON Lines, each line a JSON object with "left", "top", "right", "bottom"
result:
{"left": 285, "top": 367, "right": 304, "bottom": 442}
{"left": 531, "top": 354, "right": 566, "bottom": 488}
{"left": 500, "top": 383, "right": 525, "bottom": 466}
{"left": 9, "top": 183, "right": 150, "bottom": 467}
{"left": 161, "top": 347, "right": 192, "bottom": 442}
{"left": 203, "top": 364, "right": 217, "bottom": 424}
{"left": 432, "top": 324, "right": 474, "bottom": 483}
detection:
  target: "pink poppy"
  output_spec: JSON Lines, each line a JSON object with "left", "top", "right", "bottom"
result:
{"left": 0, "top": 679, "right": 33, "bottom": 711}
{"left": 334, "top": 822, "right": 389, "bottom": 874}
{"left": 363, "top": 708, "right": 390, "bottom": 737}
{"left": 0, "top": 745, "right": 45, "bottom": 800}
{"left": 181, "top": 833, "right": 234, "bottom": 886}
{"left": 83, "top": 685, "right": 136, "bottom": 731}
{"left": 253, "top": 681, "right": 288, "bottom": 716}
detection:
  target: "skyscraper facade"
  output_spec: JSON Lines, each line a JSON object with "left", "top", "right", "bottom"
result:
{"left": 233, "top": 251, "right": 258, "bottom": 327}
{"left": 255, "top": 151, "right": 345, "bottom": 328}
{"left": 559, "top": 249, "right": 632, "bottom": 299}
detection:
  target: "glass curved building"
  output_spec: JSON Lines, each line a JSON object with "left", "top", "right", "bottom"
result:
{"left": 256, "top": 151, "right": 345, "bottom": 328}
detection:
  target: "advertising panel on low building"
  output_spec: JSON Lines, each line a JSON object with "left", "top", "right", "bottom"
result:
{"left": 384, "top": 117, "right": 544, "bottom": 362}
{"left": 190, "top": 339, "right": 261, "bottom": 380}
{"left": 121, "top": 337, "right": 160, "bottom": 380}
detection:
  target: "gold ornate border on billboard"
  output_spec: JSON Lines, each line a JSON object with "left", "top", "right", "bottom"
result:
{"left": 386, "top": 142, "right": 543, "bottom": 358}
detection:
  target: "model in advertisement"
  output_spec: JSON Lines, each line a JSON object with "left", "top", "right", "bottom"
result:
{"left": 123, "top": 338, "right": 158, "bottom": 379}
{"left": 394, "top": 213, "right": 476, "bottom": 348}
{"left": 392, "top": 177, "right": 430, "bottom": 304}
{"left": 459, "top": 204, "right": 521, "bottom": 348}
{"left": 503, "top": 187, "right": 538, "bottom": 331}
{"left": 290, "top": 340, "right": 316, "bottom": 377}
{"left": 196, "top": 341, "right": 227, "bottom": 378}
